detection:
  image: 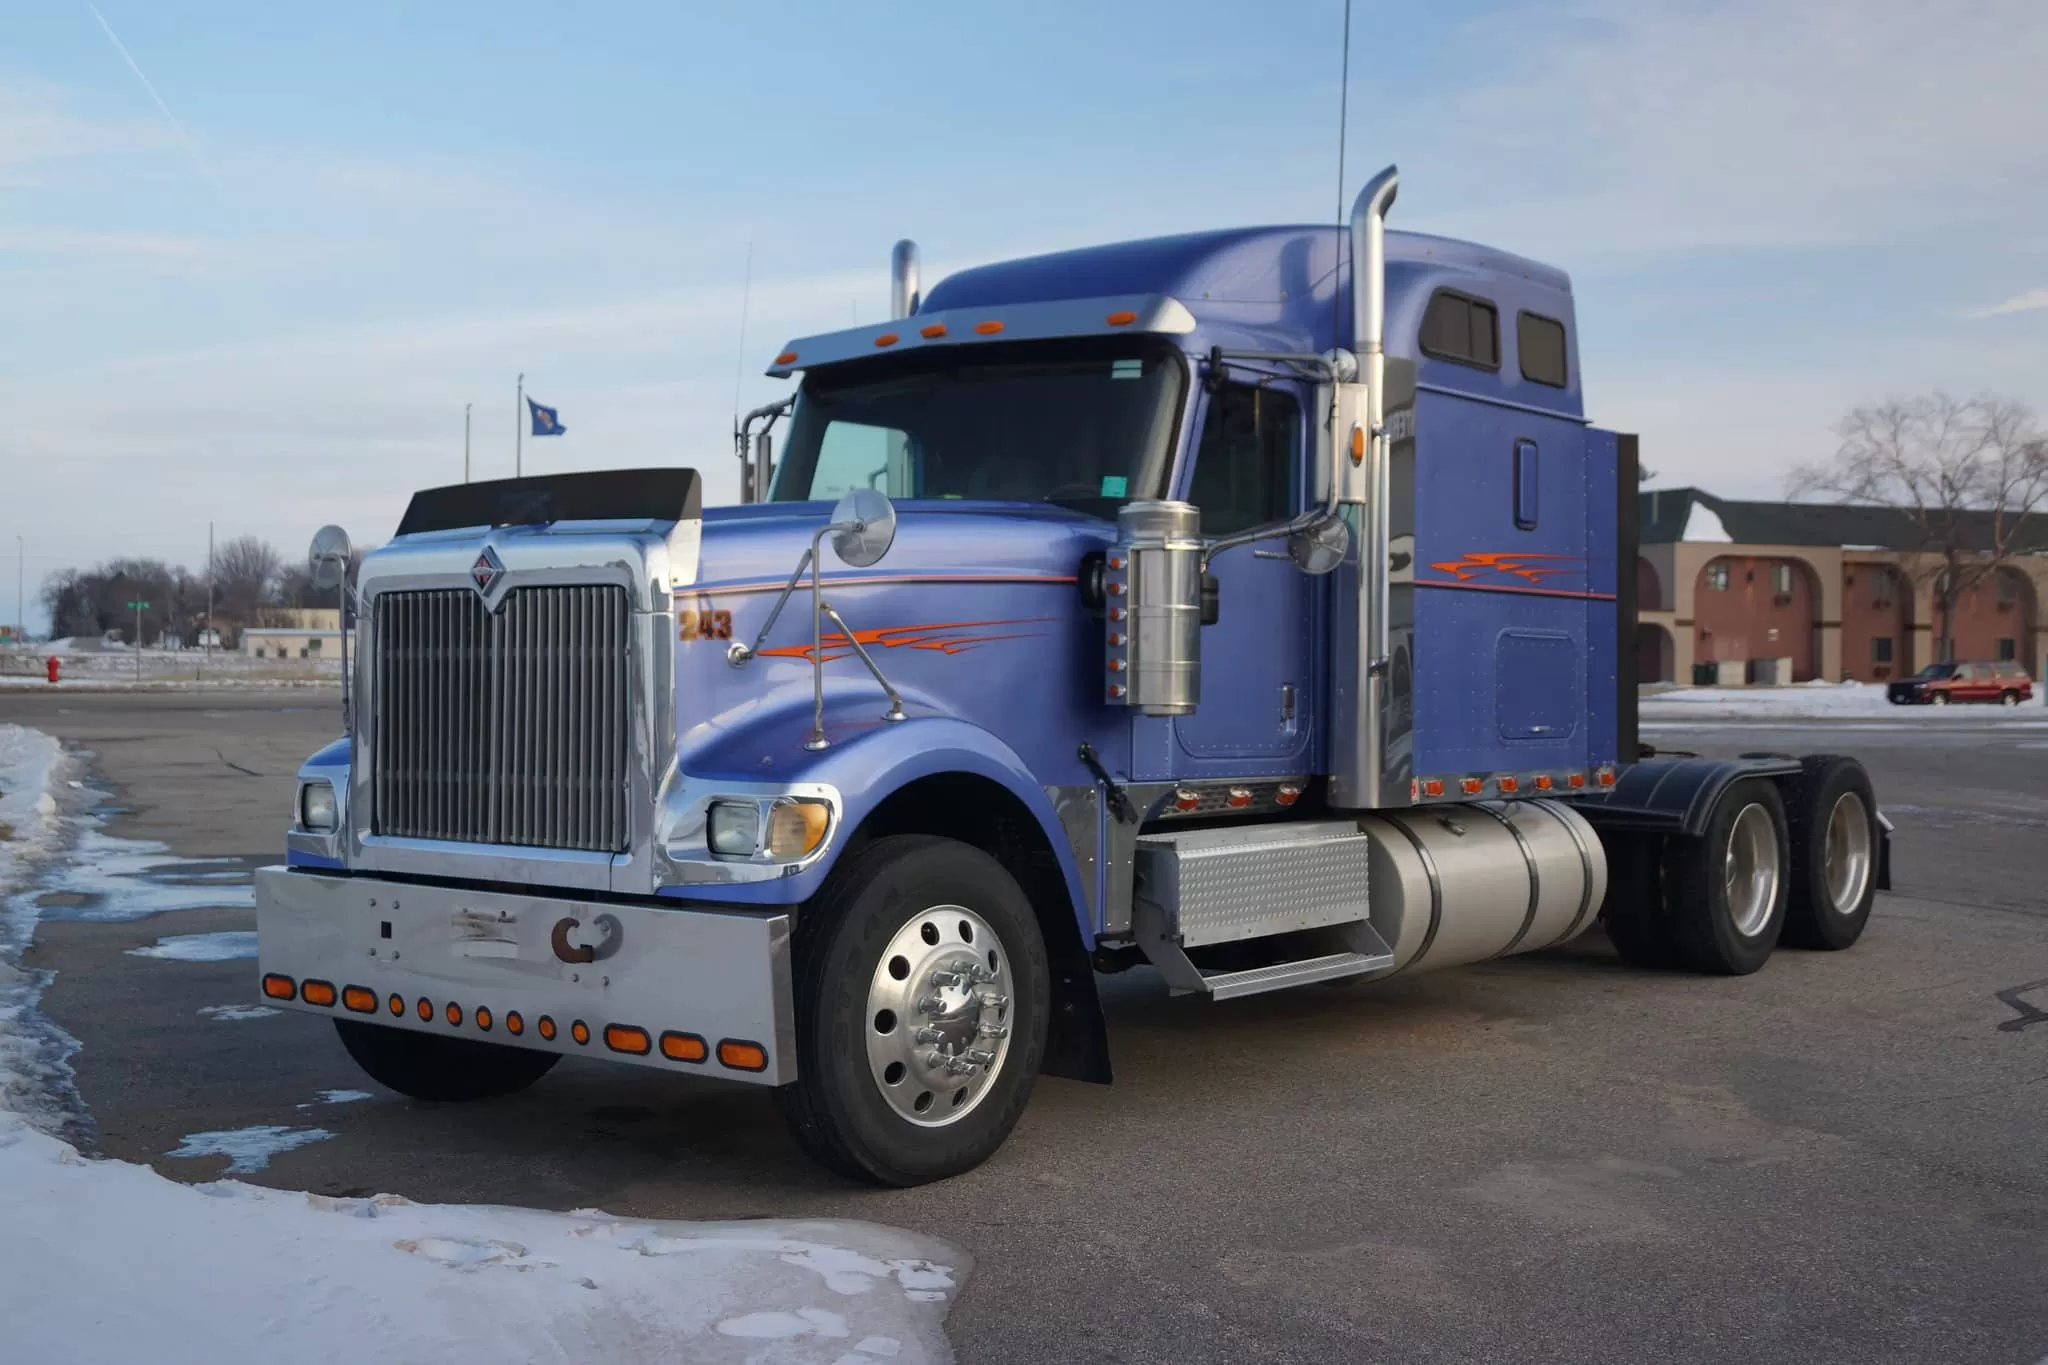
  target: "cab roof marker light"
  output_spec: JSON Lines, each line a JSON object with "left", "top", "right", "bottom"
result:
{"left": 873, "top": 333, "right": 899, "bottom": 347}
{"left": 920, "top": 323, "right": 948, "bottom": 339}
{"left": 774, "top": 350, "right": 798, "bottom": 366}
{"left": 1105, "top": 310, "right": 1137, "bottom": 325}
{"left": 973, "top": 320, "right": 1004, "bottom": 335}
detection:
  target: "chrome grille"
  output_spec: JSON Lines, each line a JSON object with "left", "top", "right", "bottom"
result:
{"left": 371, "top": 585, "right": 630, "bottom": 851}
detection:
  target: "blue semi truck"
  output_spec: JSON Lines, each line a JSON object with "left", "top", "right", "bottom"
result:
{"left": 256, "top": 167, "right": 1889, "bottom": 1185}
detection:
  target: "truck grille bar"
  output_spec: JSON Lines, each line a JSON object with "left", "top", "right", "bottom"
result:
{"left": 371, "top": 585, "right": 630, "bottom": 852}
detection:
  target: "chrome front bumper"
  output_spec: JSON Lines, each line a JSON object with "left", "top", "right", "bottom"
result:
{"left": 255, "top": 868, "right": 796, "bottom": 1085}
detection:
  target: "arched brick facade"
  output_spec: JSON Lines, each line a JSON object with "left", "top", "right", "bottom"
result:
{"left": 1939, "top": 566, "right": 2040, "bottom": 666}
{"left": 1840, "top": 561, "right": 1913, "bottom": 681}
{"left": 1691, "top": 554, "right": 1823, "bottom": 681}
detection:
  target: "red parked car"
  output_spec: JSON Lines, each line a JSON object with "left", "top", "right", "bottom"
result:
{"left": 1885, "top": 661, "right": 2034, "bottom": 707}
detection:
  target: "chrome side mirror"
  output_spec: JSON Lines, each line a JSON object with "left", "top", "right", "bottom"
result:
{"left": 828, "top": 488, "right": 896, "bottom": 568}
{"left": 1288, "top": 517, "right": 1349, "bottom": 575}
{"left": 308, "top": 524, "right": 352, "bottom": 590}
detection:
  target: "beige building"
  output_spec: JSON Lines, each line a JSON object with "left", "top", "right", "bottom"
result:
{"left": 1638, "top": 489, "right": 2048, "bottom": 685}
{"left": 242, "top": 608, "right": 344, "bottom": 660}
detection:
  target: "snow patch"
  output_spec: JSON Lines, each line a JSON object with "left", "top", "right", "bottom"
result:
{"left": 1643, "top": 680, "right": 2045, "bottom": 721}
{"left": 127, "top": 931, "right": 259, "bottom": 962}
{"left": 1681, "top": 501, "right": 1733, "bottom": 543}
{"left": 198, "top": 1003, "right": 279, "bottom": 1022}
{"left": 0, "top": 1114, "right": 962, "bottom": 1364}
{"left": 165, "top": 1124, "right": 334, "bottom": 1174}
{"left": 315, "top": 1089, "right": 373, "bottom": 1105}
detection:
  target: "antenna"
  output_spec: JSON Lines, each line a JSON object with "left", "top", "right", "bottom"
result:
{"left": 731, "top": 240, "right": 755, "bottom": 423}
{"left": 1332, "top": 0, "right": 1352, "bottom": 359}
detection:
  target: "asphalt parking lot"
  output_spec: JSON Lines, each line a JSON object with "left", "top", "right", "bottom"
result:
{"left": 5, "top": 689, "right": 2046, "bottom": 1365}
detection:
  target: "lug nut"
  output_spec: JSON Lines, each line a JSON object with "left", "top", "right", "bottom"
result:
{"left": 968, "top": 964, "right": 997, "bottom": 983}
{"left": 977, "top": 1022, "right": 1009, "bottom": 1039}
{"left": 963, "top": 1048, "right": 996, "bottom": 1066}
{"left": 914, "top": 1026, "right": 944, "bottom": 1044}
{"left": 977, "top": 993, "right": 1009, "bottom": 1011}
{"left": 929, "top": 969, "right": 968, "bottom": 989}
{"left": 916, "top": 994, "right": 944, "bottom": 1015}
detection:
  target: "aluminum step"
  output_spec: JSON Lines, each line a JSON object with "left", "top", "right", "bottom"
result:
{"left": 1196, "top": 949, "right": 1397, "bottom": 1000}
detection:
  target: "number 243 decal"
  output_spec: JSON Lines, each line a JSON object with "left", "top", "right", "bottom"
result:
{"left": 679, "top": 607, "right": 732, "bottom": 641}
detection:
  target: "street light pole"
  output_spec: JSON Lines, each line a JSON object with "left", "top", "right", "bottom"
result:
{"left": 14, "top": 534, "right": 21, "bottom": 648}
{"left": 465, "top": 403, "right": 472, "bottom": 483}
{"left": 516, "top": 373, "right": 525, "bottom": 478}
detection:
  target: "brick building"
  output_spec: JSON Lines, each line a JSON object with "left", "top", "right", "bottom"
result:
{"left": 1636, "top": 489, "right": 2048, "bottom": 685}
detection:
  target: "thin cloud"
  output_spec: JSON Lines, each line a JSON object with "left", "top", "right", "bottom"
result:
{"left": 1968, "top": 288, "right": 2048, "bottom": 319}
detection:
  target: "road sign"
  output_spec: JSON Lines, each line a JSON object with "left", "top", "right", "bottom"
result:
{"left": 126, "top": 600, "right": 150, "bottom": 610}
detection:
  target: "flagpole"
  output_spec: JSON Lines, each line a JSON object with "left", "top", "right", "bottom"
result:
{"left": 516, "top": 374, "right": 524, "bottom": 477}
{"left": 464, "top": 403, "right": 472, "bottom": 483}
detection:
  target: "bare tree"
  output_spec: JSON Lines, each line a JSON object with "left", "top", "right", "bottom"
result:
{"left": 210, "top": 535, "right": 281, "bottom": 630}
{"left": 1791, "top": 393, "right": 2048, "bottom": 662}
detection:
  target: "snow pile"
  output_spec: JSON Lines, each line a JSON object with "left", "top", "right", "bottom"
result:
{"left": 0, "top": 1121, "right": 961, "bottom": 1363}
{"left": 0, "top": 722, "right": 965, "bottom": 1364}
{"left": 1680, "top": 500, "right": 1733, "bottom": 543}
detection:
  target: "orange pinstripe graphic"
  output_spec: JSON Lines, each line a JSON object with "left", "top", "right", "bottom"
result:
{"left": 757, "top": 618, "right": 1055, "bottom": 664}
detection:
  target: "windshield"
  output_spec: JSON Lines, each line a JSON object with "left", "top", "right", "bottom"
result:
{"left": 770, "top": 337, "right": 1186, "bottom": 518}
{"left": 1914, "top": 663, "right": 1957, "bottom": 679}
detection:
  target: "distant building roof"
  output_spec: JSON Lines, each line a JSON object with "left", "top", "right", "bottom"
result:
{"left": 1639, "top": 487, "right": 2048, "bottom": 554}
{"left": 240, "top": 628, "right": 342, "bottom": 638}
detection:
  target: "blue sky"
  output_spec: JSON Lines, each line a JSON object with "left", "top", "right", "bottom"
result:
{"left": 4, "top": 0, "right": 2045, "bottom": 631}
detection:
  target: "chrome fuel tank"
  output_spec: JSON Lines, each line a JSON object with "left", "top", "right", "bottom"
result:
{"left": 1358, "top": 799, "right": 1606, "bottom": 973}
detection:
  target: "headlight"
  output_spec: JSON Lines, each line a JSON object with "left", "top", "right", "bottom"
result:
{"left": 707, "top": 801, "right": 761, "bottom": 856}
{"left": 706, "top": 797, "right": 831, "bottom": 859}
{"left": 298, "top": 781, "right": 338, "bottom": 832}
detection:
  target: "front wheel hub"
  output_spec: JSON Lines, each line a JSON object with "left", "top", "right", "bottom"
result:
{"left": 866, "top": 904, "right": 1014, "bottom": 1126}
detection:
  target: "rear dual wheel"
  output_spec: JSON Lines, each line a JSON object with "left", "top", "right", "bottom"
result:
{"left": 1780, "top": 755, "right": 1878, "bottom": 951}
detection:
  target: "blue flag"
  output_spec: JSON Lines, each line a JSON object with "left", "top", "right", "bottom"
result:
{"left": 527, "top": 397, "right": 565, "bottom": 437}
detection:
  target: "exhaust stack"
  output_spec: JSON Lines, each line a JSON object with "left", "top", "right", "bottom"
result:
{"left": 1332, "top": 164, "right": 1400, "bottom": 808}
{"left": 890, "top": 240, "right": 921, "bottom": 319}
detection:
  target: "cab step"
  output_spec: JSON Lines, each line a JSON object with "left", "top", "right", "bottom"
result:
{"left": 1191, "top": 949, "right": 1396, "bottom": 1000}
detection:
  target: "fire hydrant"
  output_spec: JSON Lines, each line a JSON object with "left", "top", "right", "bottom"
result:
{"left": 45, "top": 655, "right": 60, "bottom": 684}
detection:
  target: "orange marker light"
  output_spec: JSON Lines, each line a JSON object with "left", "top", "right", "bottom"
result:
{"left": 973, "top": 320, "right": 1004, "bottom": 335}
{"left": 475, "top": 1006, "right": 493, "bottom": 1032}
{"left": 774, "top": 351, "right": 798, "bottom": 365}
{"left": 919, "top": 323, "right": 948, "bottom": 339}
{"left": 1107, "top": 633, "right": 1124, "bottom": 647}
{"left": 1568, "top": 773, "right": 1586, "bottom": 789}
{"left": 1174, "top": 789, "right": 1201, "bottom": 812}
{"left": 1276, "top": 784, "right": 1302, "bottom": 807}
{"left": 604, "top": 1024, "right": 652, "bottom": 1055}
{"left": 1105, "top": 310, "right": 1138, "bottom": 326}
{"left": 1107, "top": 556, "right": 1125, "bottom": 570}
{"left": 1461, "top": 778, "right": 1484, "bottom": 795}
{"left": 1226, "top": 788, "right": 1253, "bottom": 809}
{"left": 417, "top": 997, "right": 433, "bottom": 1021}
{"left": 1535, "top": 775, "right": 1553, "bottom": 790}
{"left": 660, "top": 1031, "right": 708, "bottom": 1063}
{"left": 1108, "top": 683, "right": 1126, "bottom": 699}
{"left": 538, "top": 1016, "right": 557, "bottom": 1041}
{"left": 718, "top": 1039, "right": 769, "bottom": 1072}
{"left": 1421, "top": 779, "right": 1444, "bottom": 797}
{"left": 570, "top": 1020, "right": 590, "bottom": 1046}
{"left": 1351, "top": 425, "right": 1367, "bottom": 463}
{"left": 506, "top": 1011, "right": 525, "bottom": 1036}
{"left": 388, "top": 993, "right": 404, "bottom": 1017}
{"left": 874, "top": 332, "right": 899, "bottom": 347}
{"left": 1598, "top": 769, "right": 1617, "bottom": 787}
{"left": 1498, "top": 777, "right": 1519, "bottom": 794}
{"left": 301, "top": 980, "right": 336, "bottom": 1008}
{"left": 1108, "top": 658, "right": 1126, "bottom": 672}
{"left": 342, "top": 986, "right": 377, "bottom": 1014}
{"left": 261, "top": 974, "right": 296, "bottom": 1001}
{"left": 445, "top": 1002, "right": 463, "bottom": 1027}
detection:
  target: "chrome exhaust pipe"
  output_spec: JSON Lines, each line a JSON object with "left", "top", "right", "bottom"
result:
{"left": 890, "top": 239, "right": 921, "bottom": 319}
{"left": 1335, "top": 164, "right": 1398, "bottom": 808}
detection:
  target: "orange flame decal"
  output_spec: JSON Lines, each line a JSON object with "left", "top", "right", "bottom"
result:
{"left": 757, "top": 618, "right": 1054, "bottom": 664}
{"left": 1426, "top": 551, "right": 1585, "bottom": 584}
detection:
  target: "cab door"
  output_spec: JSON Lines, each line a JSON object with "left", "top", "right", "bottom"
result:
{"left": 1169, "top": 379, "right": 1315, "bottom": 767}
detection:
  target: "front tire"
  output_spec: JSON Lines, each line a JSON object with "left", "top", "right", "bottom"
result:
{"left": 1932, "top": 691, "right": 1950, "bottom": 707}
{"left": 2001, "top": 690, "right": 2021, "bottom": 707}
{"left": 333, "top": 1020, "right": 559, "bottom": 1101}
{"left": 776, "top": 834, "right": 1049, "bottom": 1186}
{"left": 1663, "top": 778, "right": 1788, "bottom": 975}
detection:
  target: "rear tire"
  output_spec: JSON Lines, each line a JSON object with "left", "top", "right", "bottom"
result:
{"left": 333, "top": 1020, "right": 559, "bottom": 1101}
{"left": 1932, "top": 691, "right": 1950, "bottom": 707}
{"left": 775, "top": 834, "right": 1049, "bottom": 1187}
{"left": 1663, "top": 778, "right": 1788, "bottom": 975}
{"left": 1780, "top": 756, "right": 1878, "bottom": 950}
{"left": 1599, "top": 832, "right": 1677, "bottom": 969}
